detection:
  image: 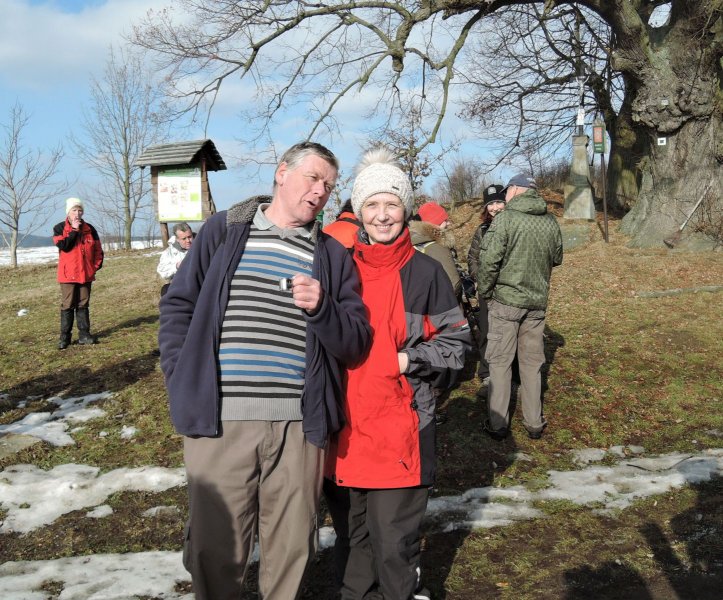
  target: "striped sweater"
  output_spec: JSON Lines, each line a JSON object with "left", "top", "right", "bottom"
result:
{"left": 219, "top": 227, "right": 314, "bottom": 420}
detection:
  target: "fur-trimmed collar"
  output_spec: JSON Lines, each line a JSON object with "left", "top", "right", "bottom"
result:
{"left": 408, "top": 219, "right": 443, "bottom": 244}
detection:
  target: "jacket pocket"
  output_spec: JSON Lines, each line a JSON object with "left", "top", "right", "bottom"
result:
{"left": 485, "top": 331, "right": 504, "bottom": 362}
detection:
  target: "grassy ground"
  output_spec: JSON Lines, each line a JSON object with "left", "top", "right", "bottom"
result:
{"left": 1, "top": 208, "right": 722, "bottom": 599}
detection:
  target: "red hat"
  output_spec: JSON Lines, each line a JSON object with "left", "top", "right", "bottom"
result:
{"left": 417, "top": 202, "right": 449, "bottom": 226}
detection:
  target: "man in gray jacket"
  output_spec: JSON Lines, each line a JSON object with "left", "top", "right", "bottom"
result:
{"left": 477, "top": 174, "right": 563, "bottom": 440}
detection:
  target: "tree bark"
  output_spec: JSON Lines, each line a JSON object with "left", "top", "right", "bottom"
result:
{"left": 10, "top": 227, "right": 18, "bottom": 269}
{"left": 609, "top": 2, "right": 723, "bottom": 246}
{"left": 606, "top": 87, "right": 650, "bottom": 213}
{"left": 619, "top": 115, "right": 722, "bottom": 246}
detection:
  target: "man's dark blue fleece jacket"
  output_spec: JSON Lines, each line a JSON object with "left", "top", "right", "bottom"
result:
{"left": 158, "top": 196, "right": 371, "bottom": 448}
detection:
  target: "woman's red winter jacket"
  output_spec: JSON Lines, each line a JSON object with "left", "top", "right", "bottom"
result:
{"left": 325, "top": 228, "right": 470, "bottom": 489}
{"left": 53, "top": 219, "right": 104, "bottom": 284}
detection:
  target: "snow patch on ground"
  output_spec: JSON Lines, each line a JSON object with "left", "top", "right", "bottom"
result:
{"left": 0, "top": 393, "right": 112, "bottom": 447}
{"left": 0, "top": 551, "right": 192, "bottom": 600}
{"left": 0, "top": 464, "right": 186, "bottom": 533}
{"left": 427, "top": 449, "right": 723, "bottom": 529}
{"left": 1, "top": 449, "right": 720, "bottom": 597}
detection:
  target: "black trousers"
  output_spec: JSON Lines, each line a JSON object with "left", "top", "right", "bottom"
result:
{"left": 476, "top": 294, "right": 490, "bottom": 378}
{"left": 324, "top": 479, "right": 429, "bottom": 600}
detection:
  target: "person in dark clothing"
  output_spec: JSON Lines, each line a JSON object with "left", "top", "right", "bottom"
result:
{"left": 467, "top": 184, "right": 506, "bottom": 392}
{"left": 158, "top": 141, "right": 371, "bottom": 599}
{"left": 52, "top": 197, "right": 104, "bottom": 349}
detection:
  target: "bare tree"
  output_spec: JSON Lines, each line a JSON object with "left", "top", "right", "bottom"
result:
{"left": 435, "top": 157, "right": 485, "bottom": 209}
{"left": 370, "top": 106, "right": 450, "bottom": 192}
{"left": 0, "top": 103, "right": 67, "bottom": 268}
{"left": 73, "top": 47, "right": 171, "bottom": 250}
{"left": 461, "top": 6, "right": 617, "bottom": 167}
{"left": 131, "top": 0, "right": 722, "bottom": 247}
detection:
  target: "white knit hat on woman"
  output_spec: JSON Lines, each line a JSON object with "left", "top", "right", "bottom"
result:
{"left": 351, "top": 147, "right": 414, "bottom": 219}
{"left": 66, "top": 197, "right": 84, "bottom": 215}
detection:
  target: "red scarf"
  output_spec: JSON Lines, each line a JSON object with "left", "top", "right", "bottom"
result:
{"left": 328, "top": 227, "right": 421, "bottom": 488}
{"left": 352, "top": 227, "right": 415, "bottom": 362}
{"left": 353, "top": 226, "right": 416, "bottom": 275}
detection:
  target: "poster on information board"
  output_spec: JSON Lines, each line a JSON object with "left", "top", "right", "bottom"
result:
{"left": 592, "top": 121, "right": 606, "bottom": 154}
{"left": 157, "top": 167, "right": 203, "bottom": 221}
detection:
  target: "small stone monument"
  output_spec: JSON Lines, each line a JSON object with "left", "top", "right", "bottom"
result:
{"left": 564, "top": 135, "right": 596, "bottom": 220}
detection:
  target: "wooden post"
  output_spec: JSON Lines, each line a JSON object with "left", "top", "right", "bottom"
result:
{"left": 601, "top": 153, "right": 609, "bottom": 243}
{"left": 160, "top": 222, "right": 170, "bottom": 248}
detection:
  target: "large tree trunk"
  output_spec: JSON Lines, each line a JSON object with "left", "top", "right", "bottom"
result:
{"left": 606, "top": 88, "right": 650, "bottom": 213}
{"left": 619, "top": 116, "right": 722, "bottom": 246}
{"left": 610, "top": 3, "right": 722, "bottom": 247}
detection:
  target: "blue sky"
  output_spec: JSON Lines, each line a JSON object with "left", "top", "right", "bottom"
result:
{"left": 1, "top": 0, "right": 502, "bottom": 233}
{"left": 1, "top": 0, "right": 241, "bottom": 229}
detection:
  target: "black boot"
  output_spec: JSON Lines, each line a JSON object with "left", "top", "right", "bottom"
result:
{"left": 76, "top": 307, "right": 96, "bottom": 345}
{"left": 58, "top": 309, "right": 74, "bottom": 350}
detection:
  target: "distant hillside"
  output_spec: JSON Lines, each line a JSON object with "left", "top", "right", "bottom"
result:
{"left": 2, "top": 233, "right": 159, "bottom": 249}
{"left": 0, "top": 233, "right": 53, "bottom": 248}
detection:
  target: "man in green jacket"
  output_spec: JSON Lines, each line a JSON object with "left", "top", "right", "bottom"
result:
{"left": 477, "top": 174, "right": 563, "bottom": 440}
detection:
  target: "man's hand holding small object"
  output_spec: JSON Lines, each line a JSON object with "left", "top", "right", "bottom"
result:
{"left": 280, "top": 275, "right": 323, "bottom": 315}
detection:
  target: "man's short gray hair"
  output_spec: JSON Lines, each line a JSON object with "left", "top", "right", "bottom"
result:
{"left": 173, "top": 222, "right": 192, "bottom": 235}
{"left": 273, "top": 141, "right": 339, "bottom": 189}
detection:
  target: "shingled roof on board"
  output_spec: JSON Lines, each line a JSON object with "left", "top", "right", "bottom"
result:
{"left": 136, "top": 139, "right": 226, "bottom": 171}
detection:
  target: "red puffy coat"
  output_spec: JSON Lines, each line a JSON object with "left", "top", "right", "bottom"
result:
{"left": 53, "top": 219, "right": 104, "bottom": 284}
{"left": 325, "top": 227, "right": 469, "bottom": 489}
{"left": 323, "top": 211, "right": 361, "bottom": 249}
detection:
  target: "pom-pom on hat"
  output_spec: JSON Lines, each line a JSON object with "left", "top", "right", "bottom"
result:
{"left": 66, "top": 197, "right": 84, "bottom": 215}
{"left": 351, "top": 147, "right": 414, "bottom": 219}
{"left": 417, "top": 202, "right": 449, "bottom": 226}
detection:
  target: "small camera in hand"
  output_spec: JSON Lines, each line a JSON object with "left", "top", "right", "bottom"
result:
{"left": 278, "top": 277, "right": 293, "bottom": 292}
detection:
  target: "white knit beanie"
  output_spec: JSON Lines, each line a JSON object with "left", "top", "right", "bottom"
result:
{"left": 66, "top": 197, "right": 84, "bottom": 215}
{"left": 351, "top": 147, "right": 414, "bottom": 219}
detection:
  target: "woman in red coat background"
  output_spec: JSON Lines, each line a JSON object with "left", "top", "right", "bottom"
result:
{"left": 52, "top": 197, "right": 103, "bottom": 349}
{"left": 324, "top": 148, "right": 470, "bottom": 600}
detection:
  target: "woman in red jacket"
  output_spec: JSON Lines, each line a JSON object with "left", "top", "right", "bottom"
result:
{"left": 324, "top": 148, "right": 470, "bottom": 600}
{"left": 52, "top": 197, "right": 103, "bottom": 349}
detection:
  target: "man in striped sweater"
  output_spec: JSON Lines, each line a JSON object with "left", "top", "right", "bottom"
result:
{"left": 159, "top": 142, "right": 371, "bottom": 599}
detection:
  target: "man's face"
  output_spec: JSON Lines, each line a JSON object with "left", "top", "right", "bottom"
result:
{"left": 68, "top": 206, "right": 83, "bottom": 221}
{"left": 176, "top": 230, "right": 193, "bottom": 250}
{"left": 272, "top": 154, "right": 338, "bottom": 227}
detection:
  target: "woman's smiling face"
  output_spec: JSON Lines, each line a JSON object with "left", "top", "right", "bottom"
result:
{"left": 360, "top": 193, "right": 406, "bottom": 244}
